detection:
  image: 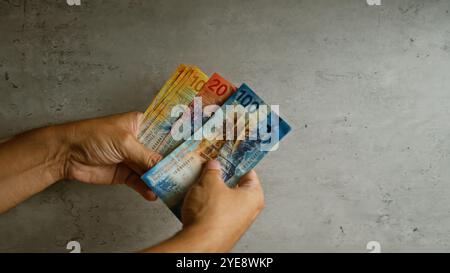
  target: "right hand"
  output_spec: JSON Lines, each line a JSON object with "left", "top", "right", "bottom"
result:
{"left": 181, "top": 160, "right": 265, "bottom": 251}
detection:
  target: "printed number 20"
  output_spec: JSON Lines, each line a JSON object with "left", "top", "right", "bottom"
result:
{"left": 207, "top": 79, "right": 228, "bottom": 96}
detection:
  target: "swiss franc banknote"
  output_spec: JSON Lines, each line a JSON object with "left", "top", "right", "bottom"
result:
{"left": 156, "top": 73, "right": 237, "bottom": 156}
{"left": 139, "top": 66, "right": 208, "bottom": 151}
{"left": 139, "top": 64, "right": 188, "bottom": 135}
{"left": 142, "top": 83, "right": 292, "bottom": 218}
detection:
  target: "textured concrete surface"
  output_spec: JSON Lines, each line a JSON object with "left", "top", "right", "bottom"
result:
{"left": 1, "top": 0, "right": 450, "bottom": 252}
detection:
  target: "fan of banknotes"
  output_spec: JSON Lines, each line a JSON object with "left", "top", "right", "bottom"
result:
{"left": 139, "top": 64, "right": 292, "bottom": 218}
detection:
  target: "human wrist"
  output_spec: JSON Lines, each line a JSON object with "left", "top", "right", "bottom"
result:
{"left": 40, "top": 124, "right": 73, "bottom": 182}
{"left": 179, "top": 220, "right": 242, "bottom": 252}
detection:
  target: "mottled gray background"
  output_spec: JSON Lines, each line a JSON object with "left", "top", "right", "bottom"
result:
{"left": 0, "top": 0, "right": 449, "bottom": 252}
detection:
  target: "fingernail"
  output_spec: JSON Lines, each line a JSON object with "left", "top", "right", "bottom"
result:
{"left": 206, "top": 160, "right": 221, "bottom": 170}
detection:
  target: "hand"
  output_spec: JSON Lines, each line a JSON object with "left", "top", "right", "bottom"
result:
{"left": 144, "top": 160, "right": 264, "bottom": 252}
{"left": 182, "top": 161, "right": 265, "bottom": 248}
{"left": 58, "top": 112, "right": 162, "bottom": 201}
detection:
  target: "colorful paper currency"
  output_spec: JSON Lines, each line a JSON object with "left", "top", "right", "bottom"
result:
{"left": 139, "top": 66, "right": 208, "bottom": 151}
{"left": 139, "top": 64, "right": 188, "bottom": 137}
{"left": 156, "top": 73, "right": 237, "bottom": 155}
{"left": 141, "top": 83, "right": 292, "bottom": 218}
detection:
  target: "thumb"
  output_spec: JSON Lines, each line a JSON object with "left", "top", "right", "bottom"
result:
{"left": 121, "top": 134, "right": 162, "bottom": 174}
{"left": 236, "top": 170, "right": 265, "bottom": 211}
{"left": 237, "top": 170, "right": 262, "bottom": 190}
{"left": 198, "top": 160, "right": 224, "bottom": 186}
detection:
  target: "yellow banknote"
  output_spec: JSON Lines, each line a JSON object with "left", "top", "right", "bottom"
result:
{"left": 142, "top": 66, "right": 196, "bottom": 128}
{"left": 139, "top": 66, "right": 208, "bottom": 150}
{"left": 142, "top": 64, "right": 187, "bottom": 120}
{"left": 139, "top": 65, "right": 189, "bottom": 139}
{"left": 139, "top": 65, "right": 193, "bottom": 136}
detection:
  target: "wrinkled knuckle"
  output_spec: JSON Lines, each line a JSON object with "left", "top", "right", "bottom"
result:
{"left": 131, "top": 110, "right": 142, "bottom": 116}
{"left": 145, "top": 153, "right": 159, "bottom": 168}
{"left": 204, "top": 169, "right": 222, "bottom": 177}
{"left": 121, "top": 112, "right": 143, "bottom": 134}
{"left": 131, "top": 111, "right": 143, "bottom": 122}
{"left": 120, "top": 131, "right": 135, "bottom": 145}
{"left": 154, "top": 153, "right": 163, "bottom": 162}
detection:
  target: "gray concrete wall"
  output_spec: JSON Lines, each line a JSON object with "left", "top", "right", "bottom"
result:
{"left": 0, "top": 0, "right": 449, "bottom": 252}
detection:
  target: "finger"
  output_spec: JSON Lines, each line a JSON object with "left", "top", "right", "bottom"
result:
{"left": 236, "top": 170, "right": 265, "bottom": 211}
{"left": 112, "top": 164, "right": 157, "bottom": 201}
{"left": 125, "top": 174, "right": 157, "bottom": 201}
{"left": 236, "top": 170, "right": 262, "bottom": 190}
{"left": 69, "top": 163, "right": 118, "bottom": 184}
{"left": 110, "top": 164, "right": 135, "bottom": 185}
{"left": 198, "top": 160, "right": 224, "bottom": 186}
{"left": 113, "top": 112, "right": 162, "bottom": 173}
{"left": 71, "top": 162, "right": 133, "bottom": 186}
{"left": 128, "top": 111, "right": 144, "bottom": 136}
{"left": 71, "top": 163, "right": 134, "bottom": 185}
{"left": 121, "top": 135, "right": 162, "bottom": 174}
{"left": 112, "top": 164, "right": 156, "bottom": 201}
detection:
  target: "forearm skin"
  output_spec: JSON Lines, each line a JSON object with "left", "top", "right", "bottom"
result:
{"left": 0, "top": 126, "right": 67, "bottom": 213}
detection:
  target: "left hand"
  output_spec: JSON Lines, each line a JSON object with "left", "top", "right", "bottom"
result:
{"left": 57, "top": 112, "right": 162, "bottom": 201}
